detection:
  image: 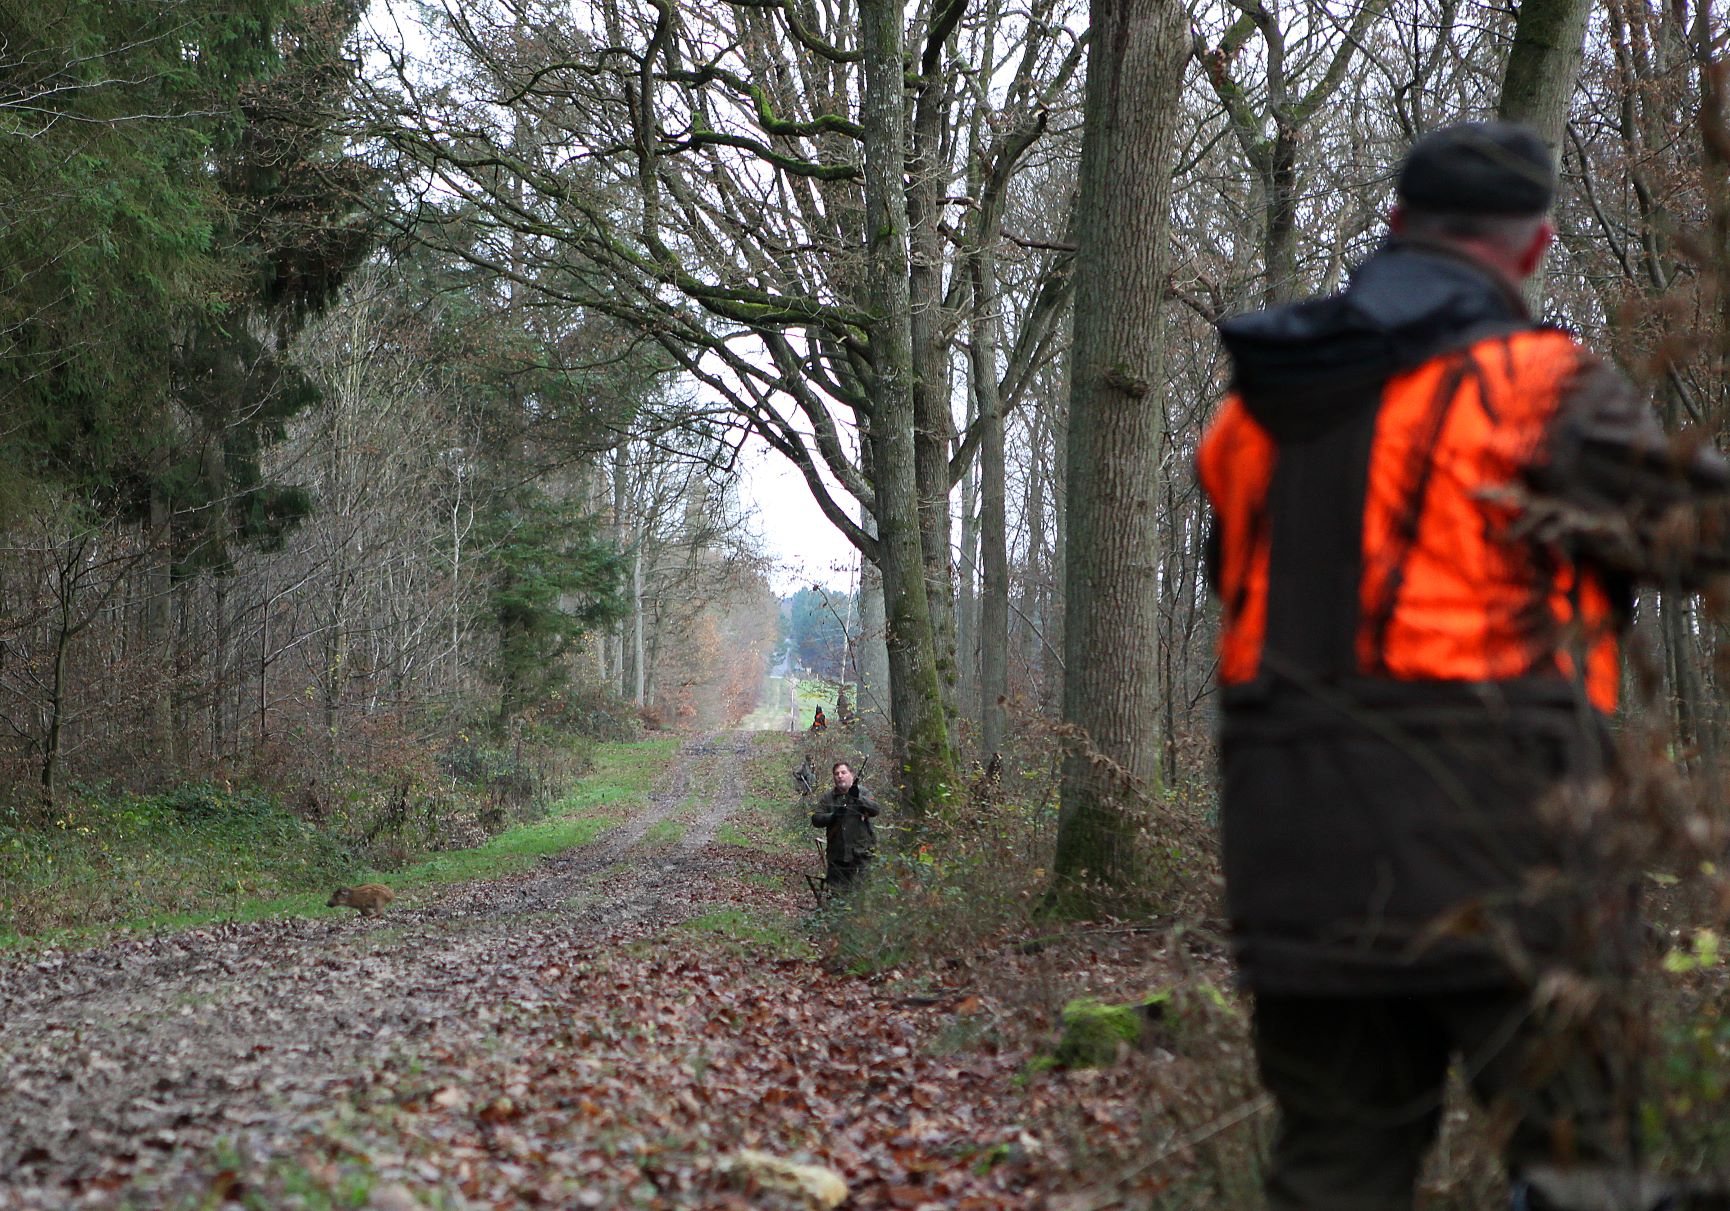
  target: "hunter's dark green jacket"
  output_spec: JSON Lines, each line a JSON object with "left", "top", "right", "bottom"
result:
{"left": 811, "top": 785, "right": 879, "bottom": 866}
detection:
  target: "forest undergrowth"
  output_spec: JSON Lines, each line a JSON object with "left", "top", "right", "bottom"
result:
{"left": 1, "top": 725, "right": 1727, "bottom": 1209}
{"left": 0, "top": 699, "right": 674, "bottom": 946}
{"left": 811, "top": 721, "right": 1730, "bottom": 1210}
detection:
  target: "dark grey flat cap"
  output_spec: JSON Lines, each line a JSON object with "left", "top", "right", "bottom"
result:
{"left": 1397, "top": 121, "right": 1555, "bottom": 216}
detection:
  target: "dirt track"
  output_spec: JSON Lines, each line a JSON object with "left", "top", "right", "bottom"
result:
{"left": 0, "top": 733, "right": 771, "bottom": 1209}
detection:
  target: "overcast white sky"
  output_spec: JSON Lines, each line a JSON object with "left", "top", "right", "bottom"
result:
{"left": 736, "top": 435, "right": 860, "bottom": 597}
{"left": 363, "top": 0, "right": 874, "bottom": 601}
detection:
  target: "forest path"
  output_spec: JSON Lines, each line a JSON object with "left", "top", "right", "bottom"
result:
{"left": 0, "top": 732, "right": 792, "bottom": 1209}
{"left": 0, "top": 732, "right": 1076, "bottom": 1211}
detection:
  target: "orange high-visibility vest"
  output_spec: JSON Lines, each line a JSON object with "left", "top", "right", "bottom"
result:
{"left": 1199, "top": 328, "right": 1620, "bottom": 711}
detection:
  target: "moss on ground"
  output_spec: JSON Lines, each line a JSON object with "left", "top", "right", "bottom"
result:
{"left": 1051, "top": 993, "right": 1171, "bottom": 1069}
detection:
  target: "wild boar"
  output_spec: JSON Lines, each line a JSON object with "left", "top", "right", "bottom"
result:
{"left": 326, "top": 884, "right": 395, "bottom": 917}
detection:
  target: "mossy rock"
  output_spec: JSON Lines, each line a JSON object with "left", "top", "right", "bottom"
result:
{"left": 1052, "top": 993, "right": 1171, "bottom": 1069}
{"left": 1044, "top": 984, "right": 1242, "bottom": 1071}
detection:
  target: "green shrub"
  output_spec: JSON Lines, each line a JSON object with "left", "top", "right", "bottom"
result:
{"left": 539, "top": 686, "right": 642, "bottom": 742}
{"left": 817, "top": 790, "right": 1062, "bottom": 974}
{"left": 0, "top": 783, "right": 359, "bottom": 938}
{"left": 437, "top": 740, "right": 539, "bottom": 807}
{"left": 152, "top": 784, "right": 279, "bottom": 822}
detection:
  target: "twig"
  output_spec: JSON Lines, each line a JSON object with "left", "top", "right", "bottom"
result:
{"left": 1051, "top": 1096, "right": 1276, "bottom": 1211}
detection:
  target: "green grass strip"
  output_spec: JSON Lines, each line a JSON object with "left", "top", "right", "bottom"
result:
{"left": 0, "top": 737, "right": 682, "bottom": 951}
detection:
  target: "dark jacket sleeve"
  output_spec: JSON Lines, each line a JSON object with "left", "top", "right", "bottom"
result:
{"left": 852, "top": 787, "right": 880, "bottom": 818}
{"left": 1524, "top": 356, "right": 1730, "bottom": 588}
{"left": 811, "top": 793, "right": 836, "bottom": 828}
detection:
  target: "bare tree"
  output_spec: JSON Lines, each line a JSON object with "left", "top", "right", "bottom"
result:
{"left": 360, "top": 0, "right": 1085, "bottom": 809}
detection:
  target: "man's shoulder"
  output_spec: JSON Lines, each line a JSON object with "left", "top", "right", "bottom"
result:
{"left": 1455, "top": 325, "right": 1599, "bottom": 406}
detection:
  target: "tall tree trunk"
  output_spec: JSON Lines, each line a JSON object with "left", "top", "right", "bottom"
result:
{"left": 908, "top": 3, "right": 965, "bottom": 740}
{"left": 644, "top": 600, "right": 663, "bottom": 711}
{"left": 972, "top": 250, "right": 1009, "bottom": 760}
{"left": 1044, "top": 396, "right": 1069, "bottom": 721}
{"left": 1051, "top": 0, "right": 1187, "bottom": 912}
{"left": 1497, "top": 0, "right": 1591, "bottom": 306}
{"left": 1159, "top": 469, "right": 1179, "bottom": 787}
{"left": 611, "top": 446, "right": 629, "bottom": 700}
{"left": 1664, "top": 592, "right": 1708, "bottom": 764}
{"left": 40, "top": 548, "right": 78, "bottom": 805}
{"left": 173, "top": 581, "right": 193, "bottom": 750}
{"left": 957, "top": 437, "right": 980, "bottom": 715}
{"left": 631, "top": 543, "right": 646, "bottom": 707}
{"left": 1177, "top": 490, "right": 1210, "bottom": 780}
{"left": 1263, "top": 129, "right": 1302, "bottom": 306}
{"left": 1497, "top": 0, "right": 1592, "bottom": 146}
{"left": 1020, "top": 409, "right": 1047, "bottom": 695}
{"left": 857, "top": 544, "right": 892, "bottom": 723}
{"left": 211, "top": 574, "right": 229, "bottom": 761}
{"left": 198, "top": 430, "right": 233, "bottom": 761}
{"left": 862, "top": 0, "right": 959, "bottom": 815}
{"left": 323, "top": 581, "right": 346, "bottom": 753}
{"left": 257, "top": 573, "right": 270, "bottom": 747}
{"left": 145, "top": 488, "right": 176, "bottom": 767}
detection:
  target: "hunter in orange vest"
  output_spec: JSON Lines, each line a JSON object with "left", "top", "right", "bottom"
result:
{"left": 1201, "top": 122, "right": 1730, "bottom": 1211}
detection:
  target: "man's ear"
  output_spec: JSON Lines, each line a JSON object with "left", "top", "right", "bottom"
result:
{"left": 1516, "top": 220, "right": 1555, "bottom": 279}
{"left": 1387, "top": 204, "right": 1406, "bottom": 235}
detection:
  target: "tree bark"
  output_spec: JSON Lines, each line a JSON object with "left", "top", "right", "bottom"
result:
{"left": 1497, "top": 0, "right": 1591, "bottom": 307}
{"left": 1497, "top": 0, "right": 1592, "bottom": 148}
{"left": 611, "top": 445, "right": 630, "bottom": 700}
{"left": 40, "top": 549, "right": 77, "bottom": 804}
{"left": 857, "top": 542, "right": 892, "bottom": 724}
{"left": 632, "top": 543, "right": 646, "bottom": 707}
{"left": 1044, "top": 395, "right": 1069, "bottom": 720}
{"left": 323, "top": 579, "right": 346, "bottom": 751}
{"left": 1050, "top": 0, "right": 1187, "bottom": 912}
{"left": 1020, "top": 408, "right": 1048, "bottom": 697}
{"left": 145, "top": 487, "right": 176, "bottom": 767}
{"left": 1159, "top": 468, "right": 1179, "bottom": 787}
{"left": 972, "top": 248, "right": 1009, "bottom": 761}
{"left": 908, "top": 2, "right": 965, "bottom": 739}
{"left": 211, "top": 573, "right": 229, "bottom": 761}
{"left": 1263, "top": 129, "right": 1301, "bottom": 306}
{"left": 957, "top": 435, "right": 980, "bottom": 714}
{"left": 862, "top": 0, "right": 959, "bottom": 815}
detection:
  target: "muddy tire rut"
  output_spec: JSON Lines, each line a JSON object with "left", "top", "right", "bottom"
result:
{"left": 0, "top": 733, "right": 760, "bottom": 1209}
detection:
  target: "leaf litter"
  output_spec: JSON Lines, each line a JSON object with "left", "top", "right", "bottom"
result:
{"left": 0, "top": 734, "right": 1235, "bottom": 1209}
